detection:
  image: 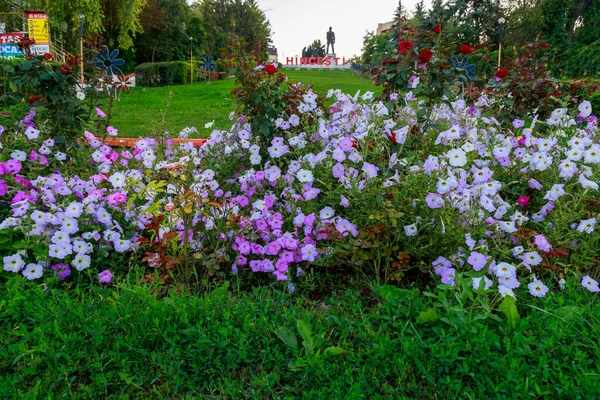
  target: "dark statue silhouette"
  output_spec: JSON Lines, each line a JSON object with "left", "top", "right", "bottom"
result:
{"left": 326, "top": 27, "right": 335, "bottom": 54}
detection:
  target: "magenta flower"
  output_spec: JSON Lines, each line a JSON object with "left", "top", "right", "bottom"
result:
{"left": 106, "top": 192, "right": 127, "bottom": 206}
{"left": 96, "top": 107, "right": 107, "bottom": 118}
{"left": 0, "top": 179, "right": 7, "bottom": 196}
{"left": 98, "top": 269, "right": 113, "bottom": 284}
{"left": 516, "top": 196, "right": 530, "bottom": 208}
{"left": 4, "top": 160, "right": 22, "bottom": 175}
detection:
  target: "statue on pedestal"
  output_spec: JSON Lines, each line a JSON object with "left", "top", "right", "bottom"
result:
{"left": 326, "top": 27, "right": 335, "bottom": 55}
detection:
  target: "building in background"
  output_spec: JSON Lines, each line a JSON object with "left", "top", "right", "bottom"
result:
{"left": 376, "top": 21, "right": 393, "bottom": 35}
{"left": 268, "top": 46, "right": 278, "bottom": 63}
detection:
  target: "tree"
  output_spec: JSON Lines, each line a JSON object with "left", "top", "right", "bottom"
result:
{"left": 413, "top": 0, "right": 427, "bottom": 24}
{"left": 14, "top": 0, "right": 146, "bottom": 51}
{"left": 446, "top": 0, "right": 502, "bottom": 44}
{"left": 199, "top": 0, "right": 271, "bottom": 59}
{"left": 134, "top": 0, "right": 197, "bottom": 63}
{"left": 395, "top": 0, "right": 406, "bottom": 18}
{"left": 302, "top": 40, "right": 325, "bottom": 58}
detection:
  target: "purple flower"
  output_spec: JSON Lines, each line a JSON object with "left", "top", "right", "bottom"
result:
{"left": 528, "top": 179, "right": 543, "bottom": 190}
{"left": 332, "top": 163, "right": 345, "bottom": 179}
{"left": 4, "top": 159, "right": 22, "bottom": 175}
{"left": 98, "top": 269, "right": 113, "bottom": 284}
{"left": 0, "top": 179, "right": 7, "bottom": 196}
{"left": 425, "top": 193, "right": 444, "bottom": 209}
{"left": 51, "top": 263, "right": 71, "bottom": 281}
{"left": 265, "top": 241, "right": 281, "bottom": 256}
{"left": 467, "top": 251, "right": 489, "bottom": 271}
{"left": 361, "top": 162, "right": 379, "bottom": 178}
{"left": 301, "top": 244, "right": 318, "bottom": 262}
{"left": 534, "top": 234, "right": 552, "bottom": 253}
{"left": 528, "top": 279, "right": 549, "bottom": 297}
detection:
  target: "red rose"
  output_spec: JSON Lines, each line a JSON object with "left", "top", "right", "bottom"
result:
{"left": 28, "top": 95, "right": 41, "bottom": 104}
{"left": 43, "top": 53, "right": 52, "bottom": 60}
{"left": 397, "top": 40, "right": 414, "bottom": 55}
{"left": 495, "top": 68, "right": 508, "bottom": 79}
{"left": 433, "top": 24, "right": 442, "bottom": 34}
{"left": 388, "top": 132, "right": 397, "bottom": 143}
{"left": 418, "top": 49, "right": 432, "bottom": 64}
{"left": 458, "top": 44, "right": 473, "bottom": 54}
{"left": 264, "top": 64, "right": 278, "bottom": 75}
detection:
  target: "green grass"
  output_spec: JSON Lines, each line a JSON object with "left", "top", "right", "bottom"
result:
{"left": 1, "top": 276, "right": 599, "bottom": 398}
{"left": 109, "top": 69, "right": 379, "bottom": 138}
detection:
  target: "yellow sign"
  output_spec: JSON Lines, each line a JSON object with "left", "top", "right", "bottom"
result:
{"left": 26, "top": 12, "right": 49, "bottom": 43}
{"left": 25, "top": 11, "right": 50, "bottom": 55}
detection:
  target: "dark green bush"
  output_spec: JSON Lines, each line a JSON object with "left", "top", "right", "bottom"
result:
{"left": 134, "top": 63, "right": 159, "bottom": 87}
{"left": 135, "top": 61, "right": 201, "bottom": 87}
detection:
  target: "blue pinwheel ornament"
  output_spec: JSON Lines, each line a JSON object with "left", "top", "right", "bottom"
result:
{"left": 93, "top": 47, "right": 125, "bottom": 76}
{"left": 451, "top": 55, "right": 476, "bottom": 82}
{"left": 198, "top": 55, "right": 217, "bottom": 81}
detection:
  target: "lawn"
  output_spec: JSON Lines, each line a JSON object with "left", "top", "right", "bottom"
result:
{"left": 2, "top": 278, "right": 599, "bottom": 398}
{"left": 109, "top": 68, "right": 380, "bottom": 138}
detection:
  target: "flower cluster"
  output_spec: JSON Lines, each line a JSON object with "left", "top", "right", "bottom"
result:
{"left": 1, "top": 85, "right": 599, "bottom": 299}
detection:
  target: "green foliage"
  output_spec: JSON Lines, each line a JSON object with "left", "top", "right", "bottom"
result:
{"left": 134, "top": 61, "right": 199, "bottom": 87}
{"left": 1, "top": 279, "right": 599, "bottom": 397}
{"left": 0, "top": 53, "right": 89, "bottom": 143}
{"left": 198, "top": 0, "right": 271, "bottom": 59}
{"left": 24, "top": 0, "right": 145, "bottom": 51}
{"left": 302, "top": 39, "right": 326, "bottom": 58}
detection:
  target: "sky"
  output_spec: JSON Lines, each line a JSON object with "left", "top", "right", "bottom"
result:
{"left": 257, "top": 0, "right": 430, "bottom": 60}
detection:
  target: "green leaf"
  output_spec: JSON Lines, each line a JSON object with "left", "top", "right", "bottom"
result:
{"left": 416, "top": 308, "right": 439, "bottom": 324}
{"left": 274, "top": 326, "right": 298, "bottom": 350}
{"left": 443, "top": 87, "right": 454, "bottom": 101}
{"left": 375, "top": 285, "right": 409, "bottom": 304}
{"left": 323, "top": 347, "right": 346, "bottom": 358}
{"left": 498, "top": 296, "right": 520, "bottom": 329}
{"left": 297, "top": 319, "right": 315, "bottom": 353}
{"left": 19, "top": 61, "right": 33, "bottom": 71}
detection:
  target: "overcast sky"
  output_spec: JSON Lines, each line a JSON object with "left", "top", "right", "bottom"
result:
{"left": 257, "top": 0, "right": 430, "bottom": 60}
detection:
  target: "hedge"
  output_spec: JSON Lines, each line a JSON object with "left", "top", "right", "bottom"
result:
{"left": 134, "top": 61, "right": 200, "bottom": 87}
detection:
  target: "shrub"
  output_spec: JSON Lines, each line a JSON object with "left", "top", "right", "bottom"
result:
{"left": 133, "top": 62, "right": 159, "bottom": 87}
{"left": 135, "top": 61, "right": 202, "bottom": 87}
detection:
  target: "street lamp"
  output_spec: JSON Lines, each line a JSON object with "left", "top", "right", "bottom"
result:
{"left": 189, "top": 36, "right": 193, "bottom": 84}
{"left": 497, "top": 17, "right": 506, "bottom": 69}
{"left": 79, "top": 14, "right": 85, "bottom": 87}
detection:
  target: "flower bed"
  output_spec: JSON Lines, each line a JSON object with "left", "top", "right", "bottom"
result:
{"left": 0, "top": 83, "right": 599, "bottom": 301}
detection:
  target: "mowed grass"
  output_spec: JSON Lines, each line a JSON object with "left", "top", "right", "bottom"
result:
{"left": 109, "top": 69, "right": 379, "bottom": 138}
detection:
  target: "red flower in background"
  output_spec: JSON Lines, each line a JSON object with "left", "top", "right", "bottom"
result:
{"left": 418, "top": 49, "right": 432, "bottom": 64}
{"left": 28, "top": 95, "right": 41, "bottom": 104}
{"left": 264, "top": 64, "right": 278, "bottom": 75}
{"left": 495, "top": 68, "right": 509, "bottom": 79}
{"left": 458, "top": 44, "right": 474, "bottom": 54}
{"left": 398, "top": 40, "right": 414, "bottom": 55}
{"left": 43, "top": 53, "right": 52, "bottom": 60}
{"left": 433, "top": 24, "right": 442, "bottom": 34}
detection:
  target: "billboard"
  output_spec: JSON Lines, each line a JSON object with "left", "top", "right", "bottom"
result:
{"left": 25, "top": 10, "right": 50, "bottom": 56}
{"left": 0, "top": 33, "right": 25, "bottom": 59}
